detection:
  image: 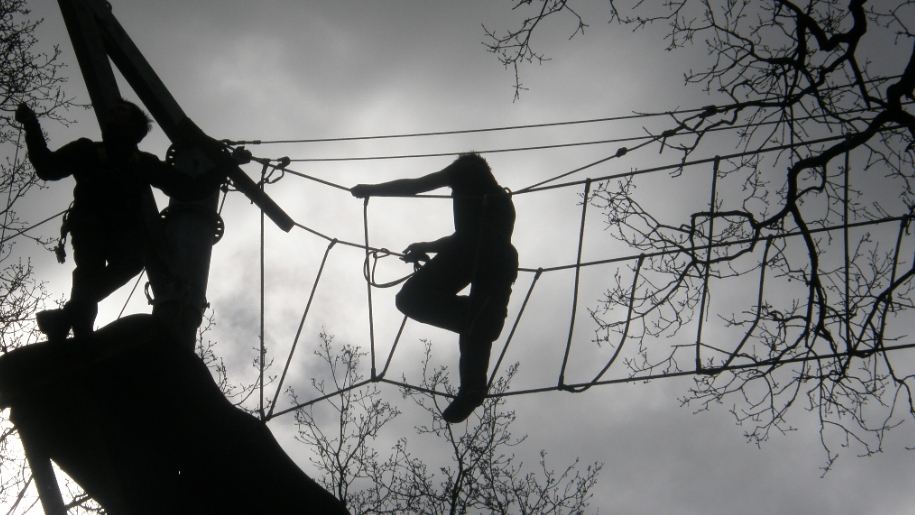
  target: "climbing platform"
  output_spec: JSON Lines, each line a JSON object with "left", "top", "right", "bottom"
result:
{"left": 0, "top": 315, "right": 348, "bottom": 515}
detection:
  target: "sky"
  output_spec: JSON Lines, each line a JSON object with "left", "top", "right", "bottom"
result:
{"left": 10, "top": 1, "right": 915, "bottom": 513}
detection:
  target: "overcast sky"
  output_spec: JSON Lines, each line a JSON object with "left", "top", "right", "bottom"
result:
{"left": 13, "top": 1, "right": 915, "bottom": 513}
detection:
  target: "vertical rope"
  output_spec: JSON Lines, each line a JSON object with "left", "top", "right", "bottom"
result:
{"left": 378, "top": 316, "right": 408, "bottom": 378}
{"left": 695, "top": 156, "right": 720, "bottom": 371}
{"left": 259, "top": 171, "right": 267, "bottom": 421}
{"left": 268, "top": 239, "right": 337, "bottom": 419}
{"left": 363, "top": 199, "right": 378, "bottom": 380}
{"left": 558, "top": 179, "right": 591, "bottom": 389}
{"left": 1, "top": 126, "right": 23, "bottom": 248}
{"left": 118, "top": 269, "right": 146, "bottom": 319}
{"left": 574, "top": 254, "right": 645, "bottom": 392}
{"left": 718, "top": 237, "right": 773, "bottom": 370}
{"left": 488, "top": 268, "right": 541, "bottom": 389}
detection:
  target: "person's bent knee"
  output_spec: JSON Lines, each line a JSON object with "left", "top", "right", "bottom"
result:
{"left": 395, "top": 287, "right": 420, "bottom": 318}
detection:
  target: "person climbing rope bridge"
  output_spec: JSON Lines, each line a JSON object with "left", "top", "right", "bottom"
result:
{"left": 16, "top": 100, "right": 223, "bottom": 341}
{"left": 351, "top": 153, "right": 518, "bottom": 423}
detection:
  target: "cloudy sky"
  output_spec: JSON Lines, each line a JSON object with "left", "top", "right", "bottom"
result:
{"left": 12, "top": 0, "right": 915, "bottom": 513}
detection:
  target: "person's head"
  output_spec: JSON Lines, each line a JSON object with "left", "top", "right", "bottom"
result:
{"left": 449, "top": 153, "right": 499, "bottom": 193}
{"left": 103, "top": 100, "right": 153, "bottom": 145}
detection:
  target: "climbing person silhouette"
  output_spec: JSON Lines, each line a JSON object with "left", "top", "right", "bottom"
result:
{"left": 16, "top": 100, "right": 222, "bottom": 341}
{"left": 351, "top": 153, "right": 518, "bottom": 423}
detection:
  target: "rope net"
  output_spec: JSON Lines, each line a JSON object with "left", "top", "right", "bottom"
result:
{"left": 171, "top": 85, "right": 915, "bottom": 422}
{"left": 11, "top": 79, "right": 902, "bottom": 422}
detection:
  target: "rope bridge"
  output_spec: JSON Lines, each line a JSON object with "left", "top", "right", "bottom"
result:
{"left": 15, "top": 93, "right": 915, "bottom": 422}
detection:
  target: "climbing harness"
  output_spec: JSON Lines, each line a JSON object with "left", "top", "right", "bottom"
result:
{"left": 54, "top": 204, "right": 72, "bottom": 263}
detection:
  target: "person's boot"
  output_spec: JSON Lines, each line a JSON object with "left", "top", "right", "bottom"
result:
{"left": 36, "top": 308, "right": 71, "bottom": 342}
{"left": 442, "top": 338, "right": 491, "bottom": 424}
{"left": 65, "top": 299, "right": 98, "bottom": 339}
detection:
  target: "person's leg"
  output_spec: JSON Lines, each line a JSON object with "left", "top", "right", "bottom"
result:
{"left": 93, "top": 227, "right": 145, "bottom": 302}
{"left": 65, "top": 221, "right": 145, "bottom": 338}
{"left": 395, "top": 247, "right": 473, "bottom": 334}
{"left": 72, "top": 227, "right": 144, "bottom": 337}
{"left": 65, "top": 217, "right": 109, "bottom": 338}
{"left": 35, "top": 214, "right": 107, "bottom": 340}
{"left": 442, "top": 334, "right": 491, "bottom": 423}
{"left": 63, "top": 298, "right": 98, "bottom": 338}
{"left": 442, "top": 244, "right": 518, "bottom": 423}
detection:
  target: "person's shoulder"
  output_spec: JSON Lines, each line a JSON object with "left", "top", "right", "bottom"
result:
{"left": 68, "top": 138, "right": 98, "bottom": 150}
{"left": 55, "top": 138, "right": 100, "bottom": 159}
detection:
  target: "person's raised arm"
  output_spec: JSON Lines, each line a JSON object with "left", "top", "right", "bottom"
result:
{"left": 351, "top": 169, "right": 451, "bottom": 198}
{"left": 15, "top": 103, "right": 78, "bottom": 181}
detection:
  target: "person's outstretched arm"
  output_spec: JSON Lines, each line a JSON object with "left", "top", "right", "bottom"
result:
{"left": 351, "top": 169, "right": 451, "bottom": 198}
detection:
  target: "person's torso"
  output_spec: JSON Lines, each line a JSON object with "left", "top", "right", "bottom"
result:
{"left": 70, "top": 142, "right": 152, "bottom": 225}
{"left": 452, "top": 188, "right": 515, "bottom": 247}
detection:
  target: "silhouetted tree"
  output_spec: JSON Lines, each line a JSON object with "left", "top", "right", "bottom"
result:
{"left": 291, "top": 334, "right": 401, "bottom": 510}
{"left": 488, "top": 0, "right": 915, "bottom": 471}
{"left": 0, "top": 1, "right": 81, "bottom": 511}
{"left": 293, "top": 335, "right": 602, "bottom": 514}
{"left": 0, "top": 0, "right": 72, "bottom": 350}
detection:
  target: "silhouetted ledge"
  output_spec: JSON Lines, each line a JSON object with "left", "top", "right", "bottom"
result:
{"left": 0, "top": 314, "right": 350, "bottom": 515}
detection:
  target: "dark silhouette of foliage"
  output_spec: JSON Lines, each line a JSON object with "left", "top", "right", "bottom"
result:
{"left": 0, "top": 1, "right": 81, "bottom": 511}
{"left": 293, "top": 335, "right": 602, "bottom": 514}
{"left": 487, "top": 0, "right": 915, "bottom": 472}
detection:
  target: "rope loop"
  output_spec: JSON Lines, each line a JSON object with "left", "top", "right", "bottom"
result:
{"left": 363, "top": 248, "right": 415, "bottom": 288}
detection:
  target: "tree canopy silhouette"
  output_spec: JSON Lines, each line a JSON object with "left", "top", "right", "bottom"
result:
{"left": 487, "top": 0, "right": 915, "bottom": 471}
